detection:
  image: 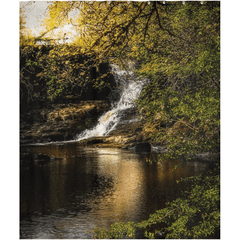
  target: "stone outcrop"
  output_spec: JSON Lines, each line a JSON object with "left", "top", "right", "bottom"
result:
{"left": 78, "top": 111, "right": 151, "bottom": 150}
{"left": 20, "top": 101, "right": 110, "bottom": 145}
{"left": 20, "top": 100, "right": 152, "bottom": 151}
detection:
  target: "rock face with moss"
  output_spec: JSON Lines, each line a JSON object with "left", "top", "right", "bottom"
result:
{"left": 20, "top": 100, "right": 153, "bottom": 151}
{"left": 20, "top": 101, "right": 110, "bottom": 144}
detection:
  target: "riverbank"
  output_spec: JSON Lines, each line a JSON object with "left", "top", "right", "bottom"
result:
{"left": 20, "top": 101, "right": 110, "bottom": 145}
{"left": 20, "top": 100, "right": 219, "bottom": 164}
{"left": 20, "top": 101, "right": 150, "bottom": 148}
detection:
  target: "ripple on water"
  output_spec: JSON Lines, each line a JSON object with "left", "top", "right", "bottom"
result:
{"left": 20, "top": 145, "right": 209, "bottom": 239}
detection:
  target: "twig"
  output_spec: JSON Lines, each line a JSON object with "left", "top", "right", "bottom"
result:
{"left": 157, "top": 203, "right": 188, "bottom": 222}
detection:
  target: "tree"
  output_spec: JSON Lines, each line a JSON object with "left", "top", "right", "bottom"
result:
{"left": 20, "top": 3, "right": 38, "bottom": 102}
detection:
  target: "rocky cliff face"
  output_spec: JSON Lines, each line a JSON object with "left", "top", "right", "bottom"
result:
{"left": 20, "top": 101, "right": 151, "bottom": 151}
{"left": 20, "top": 101, "right": 110, "bottom": 145}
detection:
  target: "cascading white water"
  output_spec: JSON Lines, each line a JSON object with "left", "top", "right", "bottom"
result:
{"left": 76, "top": 65, "right": 146, "bottom": 141}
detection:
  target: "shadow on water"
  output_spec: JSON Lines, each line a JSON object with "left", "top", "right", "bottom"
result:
{"left": 20, "top": 142, "right": 209, "bottom": 239}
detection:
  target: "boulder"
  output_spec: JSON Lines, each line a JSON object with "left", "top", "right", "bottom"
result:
{"left": 129, "top": 142, "right": 151, "bottom": 152}
{"left": 155, "top": 231, "right": 165, "bottom": 239}
{"left": 86, "top": 138, "right": 104, "bottom": 144}
{"left": 20, "top": 101, "right": 110, "bottom": 145}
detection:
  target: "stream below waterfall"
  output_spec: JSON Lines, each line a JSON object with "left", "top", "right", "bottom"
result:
{"left": 20, "top": 65, "right": 211, "bottom": 239}
{"left": 20, "top": 143, "right": 210, "bottom": 239}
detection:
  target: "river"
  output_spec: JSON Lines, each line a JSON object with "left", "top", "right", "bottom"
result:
{"left": 20, "top": 142, "right": 209, "bottom": 239}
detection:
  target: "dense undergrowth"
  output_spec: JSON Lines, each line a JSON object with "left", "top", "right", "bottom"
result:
{"left": 20, "top": 45, "right": 113, "bottom": 106}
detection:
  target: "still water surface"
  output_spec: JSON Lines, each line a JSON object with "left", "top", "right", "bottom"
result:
{"left": 20, "top": 143, "right": 208, "bottom": 239}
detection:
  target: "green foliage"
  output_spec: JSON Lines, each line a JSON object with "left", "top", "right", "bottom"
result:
{"left": 77, "top": 125, "right": 85, "bottom": 131}
{"left": 85, "top": 118, "right": 94, "bottom": 128}
{"left": 138, "top": 81, "right": 220, "bottom": 161}
{"left": 76, "top": 119, "right": 95, "bottom": 132}
{"left": 94, "top": 221, "right": 136, "bottom": 239}
{"left": 36, "top": 44, "right": 89, "bottom": 101}
{"left": 134, "top": 1, "right": 220, "bottom": 162}
{"left": 20, "top": 45, "right": 112, "bottom": 103}
{"left": 138, "top": 165, "right": 220, "bottom": 239}
{"left": 94, "top": 166, "right": 220, "bottom": 239}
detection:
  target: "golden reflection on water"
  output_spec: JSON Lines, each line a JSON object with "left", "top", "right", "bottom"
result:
{"left": 93, "top": 148, "right": 145, "bottom": 221}
{"left": 21, "top": 144, "right": 209, "bottom": 238}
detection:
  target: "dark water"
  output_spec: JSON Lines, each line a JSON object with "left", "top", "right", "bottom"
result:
{"left": 20, "top": 142, "right": 209, "bottom": 239}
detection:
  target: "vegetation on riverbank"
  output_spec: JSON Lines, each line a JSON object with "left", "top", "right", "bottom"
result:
{"left": 94, "top": 165, "right": 220, "bottom": 239}
{"left": 20, "top": 44, "right": 114, "bottom": 106}
{"left": 20, "top": 1, "right": 220, "bottom": 238}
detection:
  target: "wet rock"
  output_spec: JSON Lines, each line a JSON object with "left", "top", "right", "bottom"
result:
{"left": 20, "top": 101, "right": 110, "bottom": 145}
{"left": 20, "top": 152, "right": 33, "bottom": 162}
{"left": 129, "top": 142, "right": 151, "bottom": 152}
{"left": 86, "top": 138, "right": 104, "bottom": 144}
{"left": 20, "top": 101, "right": 154, "bottom": 150}
{"left": 184, "top": 152, "right": 220, "bottom": 162}
{"left": 155, "top": 231, "right": 165, "bottom": 239}
{"left": 151, "top": 145, "right": 168, "bottom": 153}
{"left": 44, "top": 133, "right": 65, "bottom": 142}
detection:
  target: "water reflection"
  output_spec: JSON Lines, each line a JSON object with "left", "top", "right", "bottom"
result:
{"left": 20, "top": 144, "right": 208, "bottom": 239}
{"left": 90, "top": 148, "right": 146, "bottom": 223}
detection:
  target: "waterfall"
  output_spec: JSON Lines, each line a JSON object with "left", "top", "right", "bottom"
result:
{"left": 76, "top": 65, "right": 146, "bottom": 141}
{"left": 29, "top": 65, "right": 146, "bottom": 146}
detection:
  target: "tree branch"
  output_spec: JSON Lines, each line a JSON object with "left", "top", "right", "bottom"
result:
{"left": 153, "top": 2, "right": 176, "bottom": 37}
